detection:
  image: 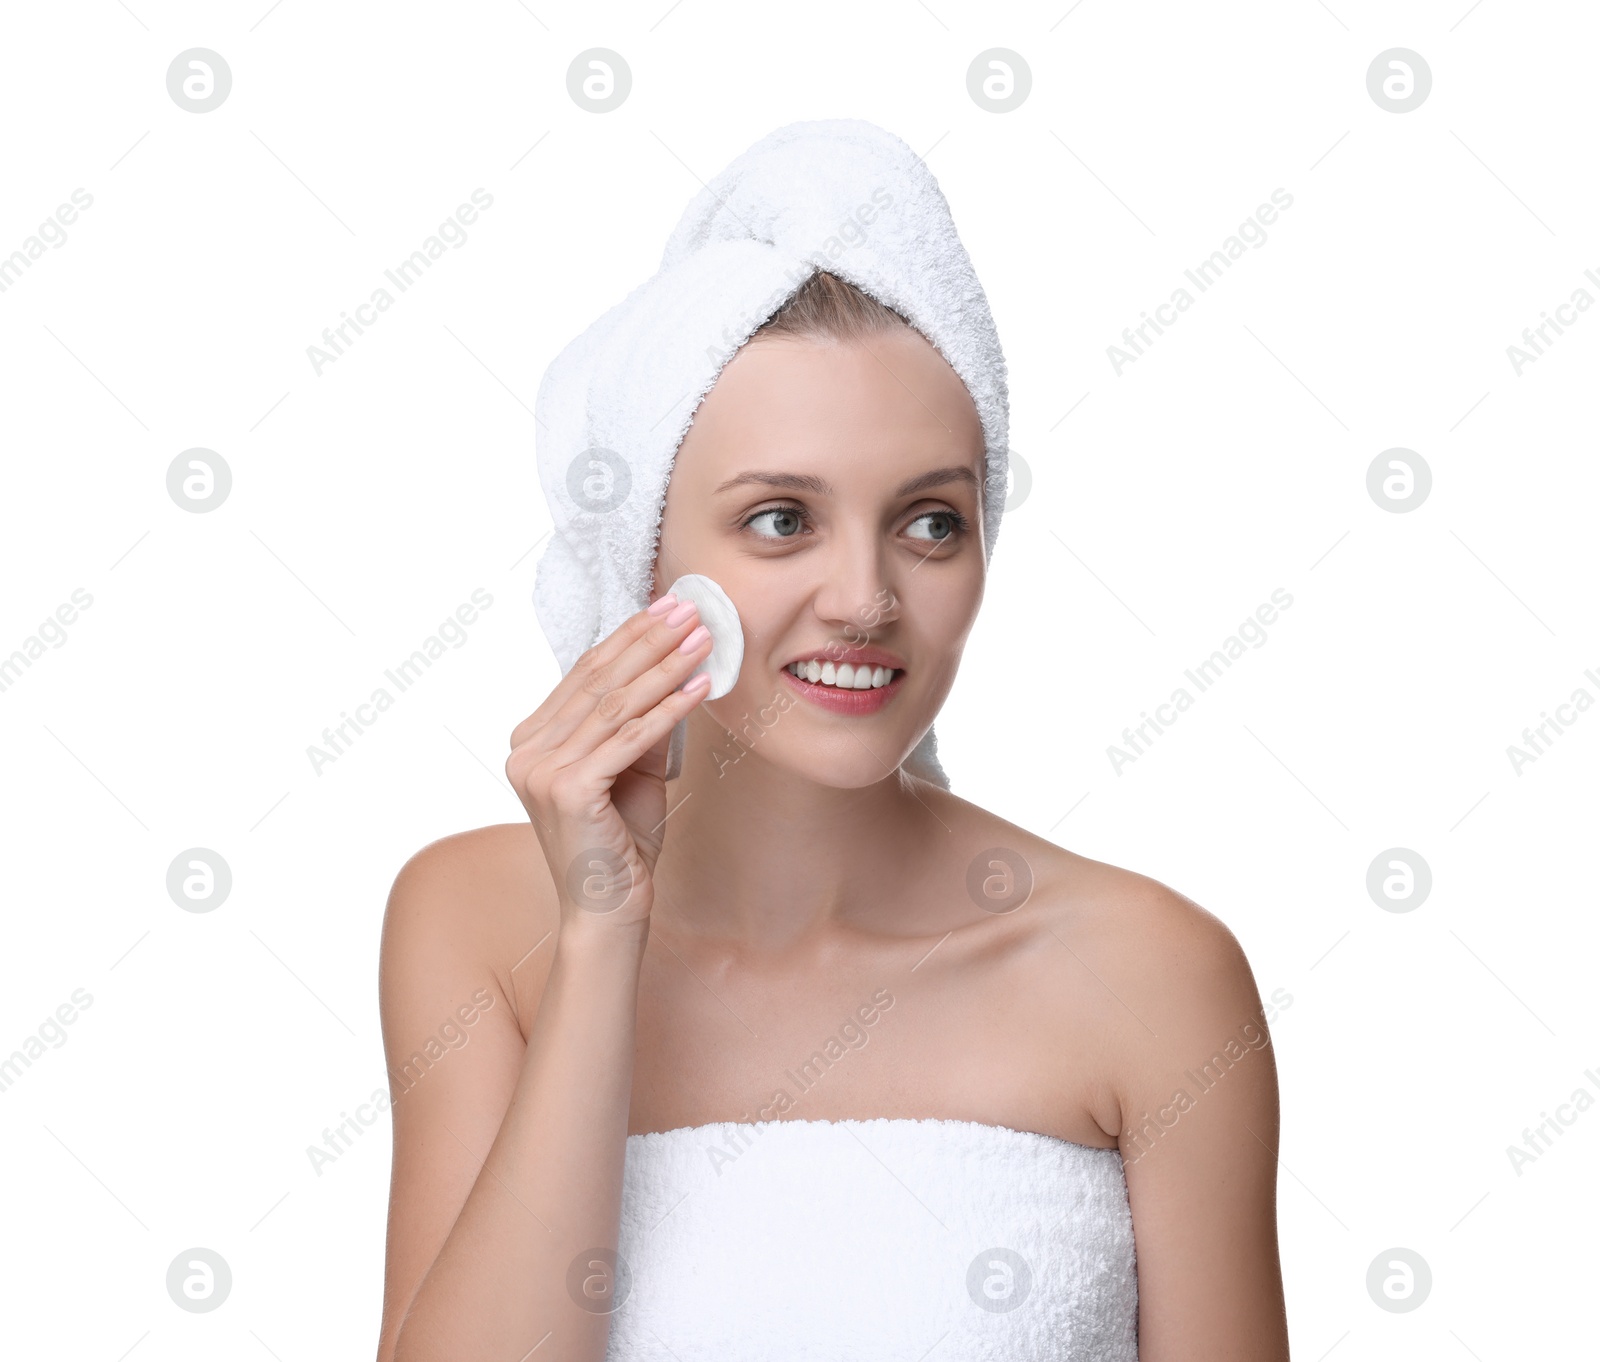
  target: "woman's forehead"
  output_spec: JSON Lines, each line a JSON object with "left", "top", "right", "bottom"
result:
{"left": 674, "top": 332, "right": 984, "bottom": 483}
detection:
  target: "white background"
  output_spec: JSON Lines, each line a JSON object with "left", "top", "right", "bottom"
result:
{"left": 1, "top": 1, "right": 1595, "bottom": 1358}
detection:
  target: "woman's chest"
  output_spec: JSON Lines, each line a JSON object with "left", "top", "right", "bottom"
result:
{"left": 622, "top": 924, "right": 1122, "bottom": 1149}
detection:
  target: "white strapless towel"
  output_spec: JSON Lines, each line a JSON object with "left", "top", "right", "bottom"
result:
{"left": 601, "top": 1116, "right": 1138, "bottom": 1360}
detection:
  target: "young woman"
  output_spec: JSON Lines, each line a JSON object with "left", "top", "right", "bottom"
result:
{"left": 375, "top": 132, "right": 1289, "bottom": 1362}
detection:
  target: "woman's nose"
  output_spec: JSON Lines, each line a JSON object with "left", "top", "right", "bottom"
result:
{"left": 810, "top": 534, "right": 898, "bottom": 631}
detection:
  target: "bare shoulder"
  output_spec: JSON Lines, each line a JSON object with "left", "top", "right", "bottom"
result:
{"left": 1011, "top": 834, "right": 1279, "bottom": 1153}
{"left": 941, "top": 793, "right": 1269, "bottom": 1110}
{"left": 381, "top": 822, "right": 560, "bottom": 1044}
{"left": 1032, "top": 838, "right": 1266, "bottom": 1060}
{"left": 1045, "top": 848, "right": 1257, "bottom": 1003}
{"left": 940, "top": 790, "right": 1252, "bottom": 982}
{"left": 372, "top": 822, "right": 560, "bottom": 1362}
{"left": 980, "top": 840, "right": 1289, "bottom": 1356}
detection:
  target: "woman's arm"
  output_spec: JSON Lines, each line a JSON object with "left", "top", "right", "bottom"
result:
{"left": 1107, "top": 884, "right": 1290, "bottom": 1361}
{"left": 375, "top": 830, "right": 648, "bottom": 1362}
{"left": 376, "top": 600, "right": 713, "bottom": 1361}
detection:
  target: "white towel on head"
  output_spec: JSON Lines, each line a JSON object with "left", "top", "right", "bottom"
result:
{"left": 531, "top": 117, "right": 1011, "bottom": 789}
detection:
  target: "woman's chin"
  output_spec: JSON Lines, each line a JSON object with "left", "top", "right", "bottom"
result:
{"left": 726, "top": 732, "right": 922, "bottom": 790}
{"left": 692, "top": 675, "right": 931, "bottom": 789}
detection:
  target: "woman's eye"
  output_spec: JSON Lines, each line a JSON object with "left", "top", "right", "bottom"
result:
{"left": 742, "top": 505, "right": 969, "bottom": 543}
{"left": 906, "top": 509, "right": 969, "bottom": 543}
{"left": 743, "top": 506, "right": 806, "bottom": 539}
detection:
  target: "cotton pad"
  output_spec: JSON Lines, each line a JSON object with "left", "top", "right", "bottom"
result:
{"left": 665, "top": 573, "right": 744, "bottom": 699}
{"left": 662, "top": 573, "right": 744, "bottom": 779}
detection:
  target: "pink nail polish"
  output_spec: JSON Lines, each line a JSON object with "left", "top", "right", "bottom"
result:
{"left": 678, "top": 624, "right": 709, "bottom": 653}
{"left": 647, "top": 593, "right": 677, "bottom": 617}
{"left": 666, "top": 600, "right": 698, "bottom": 627}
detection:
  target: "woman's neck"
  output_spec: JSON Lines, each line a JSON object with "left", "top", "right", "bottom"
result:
{"left": 652, "top": 727, "right": 952, "bottom": 952}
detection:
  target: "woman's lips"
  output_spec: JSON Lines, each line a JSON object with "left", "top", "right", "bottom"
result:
{"left": 779, "top": 666, "right": 906, "bottom": 715}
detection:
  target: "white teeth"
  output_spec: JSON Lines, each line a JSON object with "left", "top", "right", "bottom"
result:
{"left": 785, "top": 660, "right": 898, "bottom": 689}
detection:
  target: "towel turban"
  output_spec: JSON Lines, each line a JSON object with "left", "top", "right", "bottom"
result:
{"left": 532, "top": 117, "right": 1010, "bottom": 788}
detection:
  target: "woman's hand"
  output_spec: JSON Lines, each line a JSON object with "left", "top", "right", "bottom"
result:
{"left": 507, "top": 593, "right": 712, "bottom": 934}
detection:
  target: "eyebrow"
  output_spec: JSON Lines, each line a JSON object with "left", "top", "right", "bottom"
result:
{"left": 712, "top": 465, "right": 981, "bottom": 499}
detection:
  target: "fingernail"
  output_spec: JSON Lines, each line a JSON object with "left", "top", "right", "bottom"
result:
{"left": 647, "top": 593, "right": 678, "bottom": 617}
{"left": 666, "top": 600, "right": 698, "bottom": 628}
{"left": 678, "top": 624, "right": 710, "bottom": 653}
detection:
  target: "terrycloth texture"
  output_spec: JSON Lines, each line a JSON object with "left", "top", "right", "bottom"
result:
{"left": 531, "top": 118, "right": 1011, "bottom": 790}
{"left": 603, "top": 1117, "right": 1138, "bottom": 1360}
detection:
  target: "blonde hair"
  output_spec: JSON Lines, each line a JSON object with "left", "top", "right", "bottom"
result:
{"left": 751, "top": 269, "right": 984, "bottom": 522}
{"left": 754, "top": 269, "right": 913, "bottom": 344}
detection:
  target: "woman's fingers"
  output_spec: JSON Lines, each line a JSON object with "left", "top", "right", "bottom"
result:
{"left": 557, "top": 669, "right": 711, "bottom": 804}
{"left": 520, "top": 604, "right": 706, "bottom": 757}
{"left": 512, "top": 633, "right": 711, "bottom": 833}
{"left": 556, "top": 621, "right": 712, "bottom": 774}
{"left": 508, "top": 595, "right": 686, "bottom": 751}
{"left": 509, "top": 612, "right": 710, "bottom": 794}
{"left": 506, "top": 604, "right": 660, "bottom": 751}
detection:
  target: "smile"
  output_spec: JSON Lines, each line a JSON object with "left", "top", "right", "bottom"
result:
{"left": 783, "top": 660, "right": 898, "bottom": 690}
{"left": 780, "top": 661, "right": 905, "bottom": 715}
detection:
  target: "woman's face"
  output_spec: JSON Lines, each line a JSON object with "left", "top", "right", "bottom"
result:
{"left": 652, "top": 326, "right": 988, "bottom": 786}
